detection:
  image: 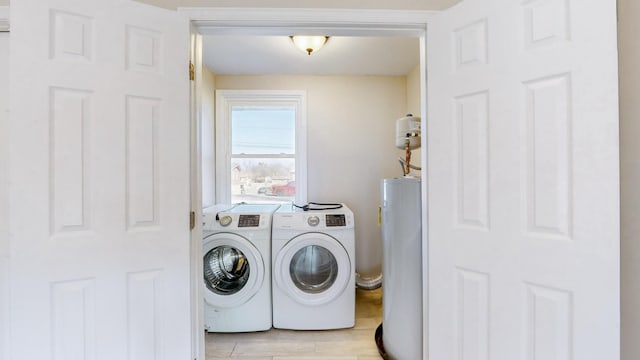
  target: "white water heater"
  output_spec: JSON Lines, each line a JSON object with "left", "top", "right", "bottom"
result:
{"left": 377, "top": 113, "right": 423, "bottom": 359}
{"left": 380, "top": 177, "right": 423, "bottom": 360}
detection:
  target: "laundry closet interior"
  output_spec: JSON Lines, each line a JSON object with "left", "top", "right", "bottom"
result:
{"left": 198, "top": 31, "right": 423, "bottom": 359}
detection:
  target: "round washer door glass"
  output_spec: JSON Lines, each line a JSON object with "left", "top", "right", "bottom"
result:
{"left": 204, "top": 245, "right": 250, "bottom": 295}
{"left": 289, "top": 245, "right": 338, "bottom": 294}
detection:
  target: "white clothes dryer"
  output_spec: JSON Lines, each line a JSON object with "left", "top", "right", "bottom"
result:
{"left": 271, "top": 204, "right": 355, "bottom": 330}
{"left": 202, "top": 203, "right": 280, "bottom": 332}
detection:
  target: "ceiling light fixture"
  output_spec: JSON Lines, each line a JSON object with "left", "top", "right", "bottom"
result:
{"left": 290, "top": 35, "right": 329, "bottom": 55}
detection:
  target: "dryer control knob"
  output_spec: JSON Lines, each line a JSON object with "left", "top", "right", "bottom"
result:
{"left": 308, "top": 216, "right": 320, "bottom": 227}
{"left": 219, "top": 215, "right": 233, "bottom": 227}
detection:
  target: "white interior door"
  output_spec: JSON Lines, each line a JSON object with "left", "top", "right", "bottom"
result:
{"left": 9, "top": 1, "right": 191, "bottom": 359}
{"left": 427, "top": 0, "right": 619, "bottom": 359}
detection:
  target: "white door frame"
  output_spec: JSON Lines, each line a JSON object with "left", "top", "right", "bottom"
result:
{"left": 179, "top": 7, "right": 435, "bottom": 358}
{"left": 0, "top": 7, "right": 10, "bottom": 360}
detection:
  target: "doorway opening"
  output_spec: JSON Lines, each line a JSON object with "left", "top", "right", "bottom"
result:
{"left": 185, "top": 8, "right": 431, "bottom": 359}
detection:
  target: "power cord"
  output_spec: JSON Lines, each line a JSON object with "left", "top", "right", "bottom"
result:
{"left": 293, "top": 202, "right": 343, "bottom": 211}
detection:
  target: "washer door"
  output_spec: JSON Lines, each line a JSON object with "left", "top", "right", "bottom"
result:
{"left": 274, "top": 233, "right": 351, "bottom": 306}
{"left": 203, "top": 233, "right": 265, "bottom": 308}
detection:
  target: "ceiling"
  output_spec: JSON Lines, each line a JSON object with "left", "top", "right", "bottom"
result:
{"left": 202, "top": 35, "right": 420, "bottom": 76}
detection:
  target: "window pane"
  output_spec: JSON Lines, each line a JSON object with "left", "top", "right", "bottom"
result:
{"left": 231, "top": 107, "right": 295, "bottom": 155}
{"left": 231, "top": 158, "right": 295, "bottom": 204}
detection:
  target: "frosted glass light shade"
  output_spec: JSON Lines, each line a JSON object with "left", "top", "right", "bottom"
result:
{"left": 290, "top": 36, "right": 329, "bottom": 55}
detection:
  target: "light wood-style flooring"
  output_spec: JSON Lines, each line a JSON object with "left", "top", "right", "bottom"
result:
{"left": 205, "top": 288, "right": 383, "bottom": 360}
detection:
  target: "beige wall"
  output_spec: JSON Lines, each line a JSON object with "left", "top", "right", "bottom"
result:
{"left": 201, "top": 67, "right": 216, "bottom": 208}
{"left": 618, "top": 0, "right": 640, "bottom": 359}
{"left": 406, "top": 64, "right": 421, "bottom": 117}
{"left": 215, "top": 74, "right": 409, "bottom": 279}
{"left": 405, "top": 64, "right": 422, "bottom": 175}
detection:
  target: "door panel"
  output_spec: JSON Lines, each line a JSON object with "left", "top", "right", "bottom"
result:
{"left": 9, "top": 1, "right": 191, "bottom": 359}
{"left": 427, "top": 0, "right": 619, "bottom": 359}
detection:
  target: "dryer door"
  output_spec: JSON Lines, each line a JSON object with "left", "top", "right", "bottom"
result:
{"left": 274, "top": 233, "right": 351, "bottom": 306}
{"left": 203, "top": 233, "right": 265, "bottom": 308}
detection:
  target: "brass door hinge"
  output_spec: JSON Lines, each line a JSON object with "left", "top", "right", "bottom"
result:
{"left": 189, "top": 61, "right": 195, "bottom": 81}
{"left": 190, "top": 211, "right": 196, "bottom": 230}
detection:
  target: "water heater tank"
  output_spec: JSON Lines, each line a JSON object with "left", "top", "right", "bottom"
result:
{"left": 395, "top": 114, "right": 421, "bottom": 150}
{"left": 380, "top": 177, "right": 422, "bottom": 360}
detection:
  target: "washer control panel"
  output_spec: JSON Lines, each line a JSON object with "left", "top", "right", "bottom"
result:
{"left": 202, "top": 204, "right": 280, "bottom": 230}
{"left": 238, "top": 214, "right": 261, "bottom": 227}
{"left": 326, "top": 214, "right": 347, "bottom": 227}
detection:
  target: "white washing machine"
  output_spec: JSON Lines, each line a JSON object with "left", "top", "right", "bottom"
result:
{"left": 271, "top": 204, "right": 355, "bottom": 330}
{"left": 202, "top": 203, "right": 280, "bottom": 332}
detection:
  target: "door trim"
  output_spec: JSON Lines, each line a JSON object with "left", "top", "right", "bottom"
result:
{"left": 181, "top": 7, "right": 434, "bottom": 36}
{"left": 180, "top": 7, "right": 432, "bottom": 358}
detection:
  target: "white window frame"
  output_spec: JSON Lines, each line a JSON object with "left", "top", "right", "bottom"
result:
{"left": 215, "top": 89, "right": 307, "bottom": 204}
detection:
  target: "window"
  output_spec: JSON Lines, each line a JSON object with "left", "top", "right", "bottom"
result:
{"left": 215, "top": 90, "right": 307, "bottom": 205}
{"left": 231, "top": 107, "right": 295, "bottom": 203}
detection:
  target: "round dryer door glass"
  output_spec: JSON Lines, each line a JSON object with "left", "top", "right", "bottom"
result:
{"left": 204, "top": 245, "right": 250, "bottom": 295}
{"left": 289, "top": 245, "right": 338, "bottom": 294}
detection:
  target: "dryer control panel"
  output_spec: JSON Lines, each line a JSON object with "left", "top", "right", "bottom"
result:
{"left": 273, "top": 205, "right": 354, "bottom": 230}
